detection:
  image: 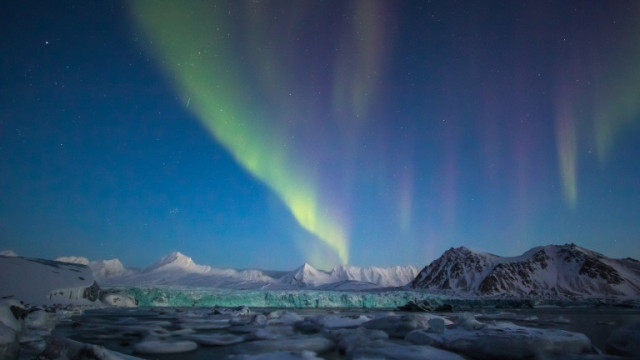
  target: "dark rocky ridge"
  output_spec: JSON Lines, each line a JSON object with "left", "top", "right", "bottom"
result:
{"left": 412, "top": 243, "right": 640, "bottom": 299}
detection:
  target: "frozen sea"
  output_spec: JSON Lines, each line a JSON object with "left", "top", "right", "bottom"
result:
{"left": 39, "top": 290, "right": 640, "bottom": 360}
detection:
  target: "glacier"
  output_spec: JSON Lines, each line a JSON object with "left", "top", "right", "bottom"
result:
{"left": 105, "top": 287, "right": 440, "bottom": 308}
{"left": 103, "top": 286, "right": 615, "bottom": 309}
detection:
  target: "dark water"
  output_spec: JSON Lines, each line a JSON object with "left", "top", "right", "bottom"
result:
{"left": 51, "top": 306, "right": 640, "bottom": 359}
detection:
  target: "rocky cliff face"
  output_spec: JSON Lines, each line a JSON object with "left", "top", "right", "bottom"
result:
{"left": 412, "top": 244, "right": 640, "bottom": 299}
{"left": 412, "top": 247, "right": 497, "bottom": 291}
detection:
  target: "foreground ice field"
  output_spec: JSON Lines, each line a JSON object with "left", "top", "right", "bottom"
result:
{"left": 3, "top": 299, "right": 640, "bottom": 360}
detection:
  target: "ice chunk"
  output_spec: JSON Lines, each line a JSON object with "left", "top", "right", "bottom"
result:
{"left": 0, "top": 323, "right": 19, "bottom": 360}
{"left": 348, "top": 342, "right": 466, "bottom": 360}
{"left": 241, "top": 336, "right": 334, "bottom": 354}
{"left": 147, "top": 326, "right": 171, "bottom": 338}
{"left": 232, "top": 306, "right": 252, "bottom": 316}
{"left": 181, "top": 318, "right": 230, "bottom": 330}
{"left": 428, "top": 317, "right": 445, "bottom": 333}
{"left": 551, "top": 316, "right": 571, "bottom": 324}
{"left": 25, "top": 309, "right": 56, "bottom": 332}
{"left": 324, "top": 327, "right": 388, "bottom": 353}
{"left": 251, "top": 325, "right": 296, "bottom": 340}
{"left": 294, "top": 319, "right": 323, "bottom": 334}
{"left": 0, "top": 300, "right": 26, "bottom": 342}
{"left": 172, "top": 328, "right": 196, "bottom": 336}
{"left": 39, "top": 337, "right": 145, "bottom": 360}
{"left": 251, "top": 314, "right": 268, "bottom": 326}
{"left": 185, "top": 333, "right": 245, "bottom": 346}
{"left": 362, "top": 313, "right": 452, "bottom": 338}
{"left": 310, "top": 314, "right": 370, "bottom": 329}
{"left": 101, "top": 293, "right": 137, "bottom": 307}
{"left": 457, "top": 312, "right": 486, "bottom": 330}
{"left": 229, "top": 350, "right": 323, "bottom": 360}
{"left": 405, "top": 329, "right": 443, "bottom": 347}
{"left": 266, "top": 310, "right": 303, "bottom": 325}
{"left": 133, "top": 339, "right": 198, "bottom": 354}
{"left": 476, "top": 312, "right": 518, "bottom": 321}
{"left": 410, "top": 321, "right": 593, "bottom": 359}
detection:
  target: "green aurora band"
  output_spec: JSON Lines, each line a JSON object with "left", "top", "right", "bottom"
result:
{"left": 129, "top": 1, "right": 386, "bottom": 265}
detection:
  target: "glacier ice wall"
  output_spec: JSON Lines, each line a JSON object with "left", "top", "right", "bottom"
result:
{"left": 108, "top": 287, "right": 443, "bottom": 308}
{"left": 103, "top": 286, "right": 638, "bottom": 308}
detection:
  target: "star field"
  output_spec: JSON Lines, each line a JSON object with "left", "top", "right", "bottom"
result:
{"left": 1, "top": 1, "right": 639, "bottom": 269}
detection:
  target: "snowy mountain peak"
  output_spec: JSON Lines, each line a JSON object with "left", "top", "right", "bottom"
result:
{"left": 55, "top": 256, "right": 90, "bottom": 265}
{"left": 280, "top": 262, "right": 330, "bottom": 287}
{"left": 330, "top": 264, "right": 419, "bottom": 288}
{"left": 296, "top": 262, "right": 322, "bottom": 276}
{"left": 300, "top": 262, "right": 315, "bottom": 271}
{"left": 89, "top": 258, "right": 130, "bottom": 280}
{"left": 158, "top": 251, "right": 193, "bottom": 266}
{"left": 0, "top": 250, "right": 18, "bottom": 257}
{"left": 412, "top": 243, "right": 640, "bottom": 299}
{"left": 145, "top": 251, "right": 211, "bottom": 274}
{"left": 446, "top": 246, "right": 471, "bottom": 254}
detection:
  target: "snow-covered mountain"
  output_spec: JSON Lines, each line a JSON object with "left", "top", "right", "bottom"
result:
{"left": 54, "top": 255, "right": 135, "bottom": 280}
{"left": 55, "top": 256, "right": 90, "bottom": 265}
{"left": 94, "top": 252, "right": 275, "bottom": 289}
{"left": 412, "top": 244, "right": 640, "bottom": 299}
{"left": 89, "top": 258, "right": 135, "bottom": 280}
{"left": 71, "top": 251, "right": 417, "bottom": 290}
{"left": 145, "top": 251, "right": 212, "bottom": 273}
{"left": 332, "top": 264, "right": 419, "bottom": 288}
{"left": 278, "top": 263, "right": 332, "bottom": 287}
{"left": 0, "top": 250, "right": 18, "bottom": 257}
{"left": 0, "top": 255, "right": 101, "bottom": 305}
{"left": 277, "top": 263, "right": 419, "bottom": 289}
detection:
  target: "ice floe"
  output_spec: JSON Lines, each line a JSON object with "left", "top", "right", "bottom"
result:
{"left": 347, "top": 342, "right": 466, "bottom": 360}
{"left": 229, "top": 350, "right": 323, "bottom": 360}
{"left": 309, "top": 314, "right": 370, "bottom": 329}
{"left": 133, "top": 339, "right": 198, "bottom": 354}
{"left": 39, "top": 337, "right": 144, "bottom": 360}
{"left": 186, "top": 333, "right": 245, "bottom": 346}
{"left": 362, "top": 313, "right": 453, "bottom": 337}
{"left": 406, "top": 316, "right": 594, "bottom": 359}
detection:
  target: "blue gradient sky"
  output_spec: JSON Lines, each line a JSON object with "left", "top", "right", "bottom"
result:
{"left": 1, "top": 1, "right": 639, "bottom": 270}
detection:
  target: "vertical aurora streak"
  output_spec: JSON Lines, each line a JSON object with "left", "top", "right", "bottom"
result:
{"left": 552, "top": 4, "right": 640, "bottom": 206}
{"left": 554, "top": 99, "right": 578, "bottom": 206}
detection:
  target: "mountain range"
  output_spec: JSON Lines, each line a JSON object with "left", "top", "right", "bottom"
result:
{"left": 4, "top": 243, "right": 640, "bottom": 299}
{"left": 55, "top": 252, "right": 419, "bottom": 290}
{"left": 412, "top": 243, "right": 640, "bottom": 299}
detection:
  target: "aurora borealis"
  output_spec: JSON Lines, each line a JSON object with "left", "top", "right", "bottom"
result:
{"left": 1, "top": 1, "right": 639, "bottom": 269}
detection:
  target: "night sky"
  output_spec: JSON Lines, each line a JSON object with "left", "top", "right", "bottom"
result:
{"left": 1, "top": 1, "right": 639, "bottom": 270}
